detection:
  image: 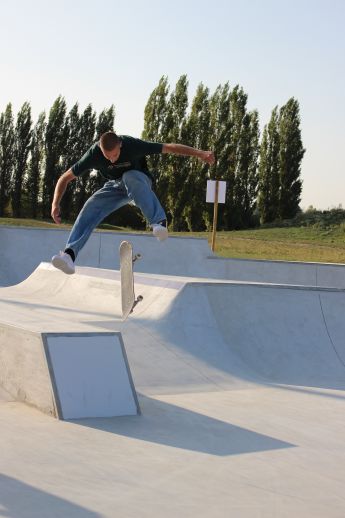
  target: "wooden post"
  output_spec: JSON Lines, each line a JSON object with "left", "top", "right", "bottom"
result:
{"left": 211, "top": 180, "right": 219, "bottom": 252}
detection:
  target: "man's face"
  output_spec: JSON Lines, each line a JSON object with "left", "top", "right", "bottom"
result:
{"left": 100, "top": 142, "right": 122, "bottom": 163}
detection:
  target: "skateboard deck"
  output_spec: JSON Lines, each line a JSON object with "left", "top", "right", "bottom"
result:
{"left": 120, "top": 240, "right": 143, "bottom": 321}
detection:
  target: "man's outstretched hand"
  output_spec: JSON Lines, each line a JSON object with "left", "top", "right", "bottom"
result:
{"left": 199, "top": 151, "right": 215, "bottom": 165}
{"left": 51, "top": 205, "right": 62, "bottom": 224}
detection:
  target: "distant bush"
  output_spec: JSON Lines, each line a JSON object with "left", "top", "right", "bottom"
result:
{"left": 261, "top": 207, "right": 345, "bottom": 230}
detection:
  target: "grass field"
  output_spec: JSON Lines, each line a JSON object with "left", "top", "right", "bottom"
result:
{"left": 1, "top": 217, "right": 345, "bottom": 264}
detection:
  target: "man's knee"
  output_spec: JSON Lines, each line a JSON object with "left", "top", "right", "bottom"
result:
{"left": 123, "top": 170, "right": 149, "bottom": 186}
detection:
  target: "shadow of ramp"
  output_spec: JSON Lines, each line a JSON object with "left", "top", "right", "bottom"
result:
{"left": 0, "top": 474, "right": 101, "bottom": 518}
{"left": 72, "top": 395, "right": 295, "bottom": 457}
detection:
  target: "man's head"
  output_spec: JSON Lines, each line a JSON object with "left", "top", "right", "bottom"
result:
{"left": 99, "top": 131, "right": 122, "bottom": 163}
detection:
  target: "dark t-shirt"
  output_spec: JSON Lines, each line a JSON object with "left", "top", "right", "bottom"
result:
{"left": 71, "top": 135, "right": 163, "bottom": 181}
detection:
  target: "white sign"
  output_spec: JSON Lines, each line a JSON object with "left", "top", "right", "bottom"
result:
{"left": 206, "top": 180, "right": 226, "bottom": 204}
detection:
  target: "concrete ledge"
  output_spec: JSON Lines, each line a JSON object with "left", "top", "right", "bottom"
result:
{"left": 0, "top": 325, "right": 140, "bottom": 419}
{"left": 0, "top": 324, "right": 55, "bottom": 415}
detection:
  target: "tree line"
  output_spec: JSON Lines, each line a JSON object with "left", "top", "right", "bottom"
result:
{"left": 0, "top": 97, "right": 115, "bottom": 222}
{"left": 0, "top": 76, "right": 305, "bottom": 231}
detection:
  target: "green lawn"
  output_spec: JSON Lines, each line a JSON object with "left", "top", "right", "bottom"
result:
{"left": 1, "top": 217, "right": 345, "bottom": 264}
{"left": 212, "top": 228, "right": 345, "bottom": 263}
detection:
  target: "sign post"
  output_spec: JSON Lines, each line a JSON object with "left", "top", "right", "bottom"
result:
{"left": 206, "top": 180, "right": 226, "bottom": 253}
{"left": 211, "top": 180, "right": 219, "bottom": 252}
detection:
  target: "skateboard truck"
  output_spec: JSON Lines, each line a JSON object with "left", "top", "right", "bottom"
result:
{"left": 132, "top": 253, "right": 143, "bottom": 312}
{"left": 131, "top": 294, "right": 143, "bottom": 313}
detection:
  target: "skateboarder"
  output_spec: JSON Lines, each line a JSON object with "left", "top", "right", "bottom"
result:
{"left": 51, "top": 131, "right": 215, "bottom": 274}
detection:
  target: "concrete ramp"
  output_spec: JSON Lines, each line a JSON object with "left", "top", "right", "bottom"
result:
{"left": 205, "top": 284, "right": 345, "bottom": 388}
{"left": 1, "top": 263, "right": 345, "bottom": 399}
{"left": 127, "top": 280, "right": 345, "bottom": 392}
{"left": 0, "top": 265, "right": 140, "bottom": 418}
{"left": 2, "top": 258, "right": 345, "bottom": 516}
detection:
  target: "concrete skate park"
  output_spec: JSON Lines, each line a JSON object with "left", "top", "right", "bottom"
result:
{"left": 1, "top": 225, "right": 345, "bottom": 517}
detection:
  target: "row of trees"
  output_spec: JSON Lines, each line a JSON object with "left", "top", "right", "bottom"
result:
{"left": 0, "top": 76, "right": 305, "bottom": 230}
{"left": 143, "top": 76, "right": 305, "bottom": 230}
{"left": 0, "top": 97, "right": 115, "bottom": 221}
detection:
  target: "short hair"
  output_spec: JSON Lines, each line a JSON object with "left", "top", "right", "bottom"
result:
{"left": 100, "top": 131, "right": 121, "bottom": 151}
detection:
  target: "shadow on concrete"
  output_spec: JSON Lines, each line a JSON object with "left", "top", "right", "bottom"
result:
{"left": 71, "top": 394, "right": 295, "bottom": 457}
{"left": 270, "top": 383, "right": 345, "bottom": 401}
{"left": 0, "top": 474, "right": 101, "bottom": 518}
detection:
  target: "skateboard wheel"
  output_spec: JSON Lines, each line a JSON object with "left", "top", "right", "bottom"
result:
{"left": 137, "top": 295, "right": 143, "bottom": 301}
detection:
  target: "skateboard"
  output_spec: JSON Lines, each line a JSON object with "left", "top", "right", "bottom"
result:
{"left": 120, "top": 240, "right": 143, "bottom": 321}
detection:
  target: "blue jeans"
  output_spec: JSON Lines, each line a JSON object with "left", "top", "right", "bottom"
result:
{"left": 66, "top": 170, "right": 166, "bottom": 258}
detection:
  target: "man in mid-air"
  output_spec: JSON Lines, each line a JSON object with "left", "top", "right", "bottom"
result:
{"left": 51, "top": 131, "right": 215, "bottom": 274}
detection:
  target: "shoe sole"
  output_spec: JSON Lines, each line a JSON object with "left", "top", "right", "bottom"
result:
{"left": 153, "top": 229, "right": 168, "bottom": 242}
{"left": 51, "top": 256, "right": 75, "bottom": 275}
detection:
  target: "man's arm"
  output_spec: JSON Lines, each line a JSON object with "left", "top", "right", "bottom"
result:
{"left": 51, "top": 169, "right": 76, "bottom": 224}
{"left": 162, "top": 143, "right": 215, "bottom": 165}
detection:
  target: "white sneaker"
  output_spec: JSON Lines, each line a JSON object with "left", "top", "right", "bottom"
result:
{"left": 51, "top": 251, "right": 75, "bottom": 275}
{"left": 152, "top": 223, "right": 168, "bottom": 242}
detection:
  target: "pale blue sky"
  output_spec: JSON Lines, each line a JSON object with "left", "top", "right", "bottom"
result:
{"left": 1, "top": 0, "right": 344, "bottom": 209}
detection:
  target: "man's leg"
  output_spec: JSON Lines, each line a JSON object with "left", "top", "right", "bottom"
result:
{"left": 52, "top": 181, "right": 130, "bottom": 273}
{"left": 122, "top": 170, "right": 168, "bottom": 240}
{"left": 66, "top": 180, "right": 131, "bottom": 256}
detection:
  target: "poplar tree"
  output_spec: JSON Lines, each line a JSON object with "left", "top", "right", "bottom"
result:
{"left": 142, "top": 76, "right": 169, "bottom": 143}
{"left": 42, "top": 96, "right": 68, "bottom": 218}
{"left": 207, "top": 84, "right": 232, "bottom": 229}
{"left": 278, "top": 98, "right": 305, "bottom": 219}
{"left": 81, "top": 105, "right": 112, "bottom": 209}
{"left": 162, "top": 75, "right": 189, "bottom": 230}
{"left": 258, "top": 107, "right": 280, "bottom": 223}
{"left": 184, "top": 83, "right": 211, "bottom": 230}
{"left": 207, "top": 84, "right": 259, "bottom": 229}
{"left": 0, "top": 104, "right": 15, "bottom": 216}
{"left": 142, "top": 76, "right": 169, "bottom": 199}
{"left": 258, "top": 127, "right": 271, "bottom": 223}
{"left": 95, "top": 105, "right": 115, "bottom": 138}
{"left": 26, "top": 112, "right": 46, "bottom": 218}
{"left": 60, "top": 103, "right": 81, "bottom": 219}
{"left": 142, "top": 78, "right": 303, "bottom": 231}
{"left": 226, "top": 85, "right": 249, "bottom": 228}
{"left": 12, "top": 102, "right": 32, "bottom": 217}
{"left": 234, "top": 109, "right": 260, "bottom": 227}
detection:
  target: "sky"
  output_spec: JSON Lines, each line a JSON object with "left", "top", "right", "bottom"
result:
{"left": 1, "top": 0, "right": 344, "bottom": 210}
